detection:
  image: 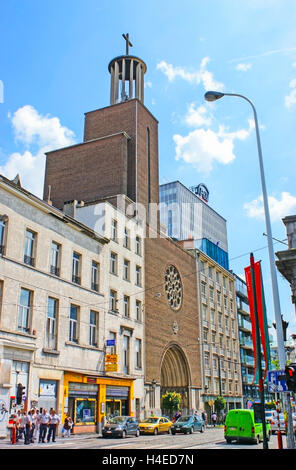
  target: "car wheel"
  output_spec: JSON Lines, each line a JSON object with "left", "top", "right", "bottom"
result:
{"left": 154, "top": 428, "right": 158, "bottom": 435}
{"left": 200, "top": 425, "right": 205, "bottom": 433}
{"left": 226, "top": 438, "right": 232, "bottom": 444}
{"left": 135, "top": 429, "right": 140, "bottom": 437}
{"left": 255, "top": 435, "right": 260, "bottom": 445}
{"left": 122, "top": 430, "right": 127, "bottom": 439}
{"left": 171, "top": 431, "right": 176, "bottom": 435}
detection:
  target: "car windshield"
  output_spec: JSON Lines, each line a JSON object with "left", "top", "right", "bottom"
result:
{"left": 176, "top": 416, "right": 191, "bottom": 423}
{"left": 108, "top": 417, "right": 126, "bottom": 424}
{"left": 142, "top": 418, "right": 159, "bottom": 423}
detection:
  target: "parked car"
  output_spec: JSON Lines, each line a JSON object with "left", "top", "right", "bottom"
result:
{"left": 224, "top": 409, "right": 271, "bottom": 444}
{"left": 139, "top": 416, "right": 172, "bottom": 435}
{"left": 171, "top": 415, "right": 205, "bottom": 435}
{"left": 102, "top": 416, "right": 140, "bottom": 438}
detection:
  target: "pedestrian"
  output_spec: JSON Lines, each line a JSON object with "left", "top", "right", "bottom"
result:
{"left": 201, "top": 410, "right": 208, "bottom": 427}
{"left": 17, "top": 410, "right": 26, "bottom": 442}
{"left": 211, "top": 412, "right": 217, "bottom": 427}
{"left": 33, "top": 409, "right": 40, "bottom": 441}
{"left": 39, "top": 408, "right": 50, "bottom": 443}
{"left": 47, "top": 409, "right": 60, "bottom": 443}
{"left": 62, "top": 414, "right": 73, "bottom": 438}
{"left": 24, "top": 411, "right": 32, "bottom": 445}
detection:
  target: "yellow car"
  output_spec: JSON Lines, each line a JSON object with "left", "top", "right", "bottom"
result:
{"left": 139, "top": 416, "right": 173, "bottom": 435}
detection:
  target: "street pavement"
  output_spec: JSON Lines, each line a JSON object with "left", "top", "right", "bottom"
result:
{"left": 0, "top": 426, "right": 290, "bottom": 450}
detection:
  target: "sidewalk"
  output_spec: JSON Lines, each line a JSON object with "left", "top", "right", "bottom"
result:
{"left": 0, "top": 431, "right": 100, "bottom": 448}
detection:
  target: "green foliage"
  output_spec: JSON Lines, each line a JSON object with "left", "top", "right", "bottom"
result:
{"left": 161, "top": 391, "right": 181, "bottom": 413}
{"left": 214, "top": 396, "right": 226, "bottom": 413}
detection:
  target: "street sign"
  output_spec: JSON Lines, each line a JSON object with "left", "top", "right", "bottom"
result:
{"left": 106, "top": 340, "right": 116, "bottom": 346}
{"left": 105, "top": 354, "right": 118, "bottom": 364}
{"left": 105, "top": 363, "right": 118, "bottom": 372}
{"left": 267, "top": 369, "right": 289, "bottom": 393}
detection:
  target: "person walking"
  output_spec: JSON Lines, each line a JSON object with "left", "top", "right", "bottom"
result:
{"left": 39, "top": 408, "right": 50, "bottom": 443}
{"left": 62, "top": 414, "right": 73, "bottom": 438}
{"left": 47, "top": 409, "right": 60, "bottom": 443}
{"left": 17, "top": 410, "right": 26, "bottom": 442}
{"left": 201, "top": 410, "right": 208, "bottom": 427}
{"left": 211, "top": 412, "right": 217, "bottom": 427}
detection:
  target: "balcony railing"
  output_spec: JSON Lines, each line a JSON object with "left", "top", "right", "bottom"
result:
{"left": 24, "top": 255, "right": 34, "bottom": 266}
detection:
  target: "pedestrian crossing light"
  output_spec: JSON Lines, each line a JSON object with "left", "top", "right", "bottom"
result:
{"left": 284, "top": 363, "right": 296, "bottom": 392}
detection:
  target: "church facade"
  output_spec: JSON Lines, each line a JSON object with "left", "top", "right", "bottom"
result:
{"left": 43, "top": 39, "right": 202, "bottom": 416}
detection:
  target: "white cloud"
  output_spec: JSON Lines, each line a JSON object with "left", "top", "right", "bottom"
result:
{"left": 174, "top": 119, "right": 254, "bottom": 173}
{"left": 236, "top": 63, "right": 252, "bottom": 72}
{"left": 244, "top": 192, "right": 296, "bottom": 222}
{"left": 156, "top": 57, "right": 224, "bottom": 91}
{"left": 285, "top": 78, "right": 296, "bottom": 108}
{"left": 0, "top": 105, "right": 75, "bottom": 197}
{"left": 185, "top": 103, "right": 212, "bottom": 127}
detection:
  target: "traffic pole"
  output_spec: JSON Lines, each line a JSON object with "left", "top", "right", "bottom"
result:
{"left": 276, "top": 397, "right": 283, "bottom": 449}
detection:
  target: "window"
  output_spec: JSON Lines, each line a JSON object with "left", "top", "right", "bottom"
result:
{"left": 46, "top": 297, "right": 57, "bottom": 349}
{"left": 136, "top": 300, "right": 142, "bottom": 322}
{"left": 111, "top": 219, "right": 118, "bottom": 241}
{"left": 123, "top": 295, "right": 130, "bottom": 317}
{"left": 72, "top": 252, "right": 81, "bottom": 285}
{"left": 216, "top": 272, "right": 220, "bottom": 284}
{"left": 50, "top": 242, "right": 60, "bottom": 276}
{"left": 200, "top": 261, "right": 205, "bottom": 274}
{"left": 89, "top": 311, "right": 98, "bottom": 347}
{"left": 18, "top": 288, "right": 32, "bottom": 333}
{"left": 123, "top": 259, "right": 130, "bottom": 281}
{"left": 209, "top": 286, "right": 214, "bottom": 301}
{"left": 0, "top": 216, "right": 7, "bottom": 255}
{"left": 208, "top": 266, "right": 213, "bottom": 280}
{"left": 24, "top": 229, "right": 36, "bottom": 266}
{"left": 135, "top": 236, "right": 141, "bottom": 256}
{"left": 135, "top": 339, "right": 142, "bottom": 369}
{"left": 110, "top": 252, "right": 118, "bottom": 275}
{"left": 202, "top": 304, "right": 207, "bottom": 320}
{"left": 91, "top": 261, "right": 99, "bottom": 291}
{"left": 109, "top": 290, "right": 118, "bottom": 312}
{"left": 123, "top": 335, "right": 130, "bottom": 374}
{"left": 201, "top": 282, "right": 206, "bottom": 297}
{"left": 123, "top": 227, "right": 130, "bottom": 249}
{"left": 135, "top": 265, "right": 142, "bottom": 286}
{"left": 69, "top": 304, "right": 79, "bottom": 343}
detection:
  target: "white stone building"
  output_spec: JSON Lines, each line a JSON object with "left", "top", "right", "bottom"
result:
{"left": 0, "top": 175, "right": 145, "bottom": 437}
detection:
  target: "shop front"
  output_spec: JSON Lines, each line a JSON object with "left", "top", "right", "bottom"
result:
{"left": 63, "top": 372, "right": 135, "bottom": 434}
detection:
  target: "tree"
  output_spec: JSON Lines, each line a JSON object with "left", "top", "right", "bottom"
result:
{"left": 214, "top": 396, "right": 226, "bottom": 417}
{"left": 161, "top": 391, "right": 181, "bottom": 417}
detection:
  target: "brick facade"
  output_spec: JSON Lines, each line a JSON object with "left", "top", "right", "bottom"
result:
{"left": 145, "top": 235, "right": 201, "bottom": 389}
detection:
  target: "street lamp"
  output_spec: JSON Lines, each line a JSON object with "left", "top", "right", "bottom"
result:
{"left": 204, "top": 90, "right": 295, "bottom": 448}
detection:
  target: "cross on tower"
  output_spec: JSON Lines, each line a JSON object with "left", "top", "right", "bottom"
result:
{"left": 122, "top": 33, "right": 133, "bottom": 55}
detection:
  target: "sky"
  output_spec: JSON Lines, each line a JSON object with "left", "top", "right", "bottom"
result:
{"left": 1, "top": 0, "right": 296, "bottom": 344}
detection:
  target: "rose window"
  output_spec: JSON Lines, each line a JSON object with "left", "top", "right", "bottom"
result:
{"left": 165, "top": 265, "right": 182, "bottom": 311}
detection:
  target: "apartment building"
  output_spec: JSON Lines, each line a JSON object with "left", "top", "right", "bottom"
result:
{"left": 0, "top": 175, "right": 145, "bottom": 437}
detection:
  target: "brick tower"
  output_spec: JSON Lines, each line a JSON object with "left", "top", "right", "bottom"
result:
{"left": 43, "top": 36, "right": 201, "bottom": 415}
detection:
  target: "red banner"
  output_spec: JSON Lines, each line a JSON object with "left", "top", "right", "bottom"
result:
{"left": 244, "top": 265, "right": 259, "bottom": 384}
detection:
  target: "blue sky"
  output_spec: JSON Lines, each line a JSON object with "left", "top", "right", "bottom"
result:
{"left": 1, "top": 0, "right": 296, "bottom": 342}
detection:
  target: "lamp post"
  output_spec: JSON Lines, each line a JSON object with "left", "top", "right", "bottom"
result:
{"left": 204, "top": 91, "right": 295, "bottom": 449}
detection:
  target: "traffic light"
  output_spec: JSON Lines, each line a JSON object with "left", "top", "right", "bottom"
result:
{"left": 16, "top": 383, "right": 25, "bottom": 405}
{"left": 284, "top": 363, "right": 296, "bottom": 392}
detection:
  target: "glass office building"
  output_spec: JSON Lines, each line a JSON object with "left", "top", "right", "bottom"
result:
{"left": 159, "top": 181, "right": 229, "bottom": 269}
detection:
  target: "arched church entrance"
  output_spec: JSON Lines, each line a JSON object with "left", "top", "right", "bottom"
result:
{"left": 160, "top": 344, "right": 191, "bottom": 415}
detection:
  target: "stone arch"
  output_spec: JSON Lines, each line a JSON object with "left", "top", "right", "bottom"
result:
{"left": 160, "top": 343, "right": 191, "bottom": 412}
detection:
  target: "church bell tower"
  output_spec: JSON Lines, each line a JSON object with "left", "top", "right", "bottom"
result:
{"left": 109, "top": 33, "right": 147, "bottom": 105}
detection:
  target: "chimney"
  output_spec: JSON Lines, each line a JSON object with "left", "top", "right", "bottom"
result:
{"left": 63, "top": 200, "right": 78, "bottom": 218}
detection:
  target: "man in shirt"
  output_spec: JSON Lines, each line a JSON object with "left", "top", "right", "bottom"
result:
{"left": 39, "top": 408, "right": 50, "bottom": 443}
{"left": 47, "top": 409, "right": 60, "bottom": 443}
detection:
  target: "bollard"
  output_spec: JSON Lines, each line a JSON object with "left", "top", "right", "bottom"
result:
{"left": 11, "top": 425, "right": 17, "bottom": 445}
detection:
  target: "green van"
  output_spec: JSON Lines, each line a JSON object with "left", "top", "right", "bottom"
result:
{"left": 224, "top": 409, "right": 271, "bottom": 444}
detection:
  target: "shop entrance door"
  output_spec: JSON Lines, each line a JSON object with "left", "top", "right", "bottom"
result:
{"left": 106, "top": 399, "right": 121, "bottom": 419}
